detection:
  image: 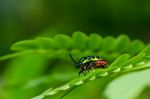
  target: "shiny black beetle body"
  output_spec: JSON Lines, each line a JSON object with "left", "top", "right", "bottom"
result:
{"left": 69, "top": 54, "right": 108, "bottom": 76}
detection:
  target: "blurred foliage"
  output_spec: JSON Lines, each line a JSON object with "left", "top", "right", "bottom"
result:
{"left": 0, "top": 32, "right": 150, "bottom": 99}
{"left": 0, "top": 0, "right": 150, "bottom": 55}
{"left": 0, "top": 0, "right": 150, "bottom": 99}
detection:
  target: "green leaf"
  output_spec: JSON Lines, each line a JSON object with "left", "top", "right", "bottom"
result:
{"left": 32, "top": 59, "right": 150, "bottom": 99}
{"left": 122, "top": 53, "right": 146, "bottom": 68}
{"left": 1, "top": 32, "right": 150, "bottom": 99}
{"left": 101, "top": 36, "right": 116, "bottom": 52}
{"left": 141, "top": 45, "right": 150, "bottom": 55}
{"left": 36, "top": 37, "right": 55, "bottom": 49}
{"left": 72, "top": 31, "right": 88, "bottom": 50}
{"left": 70, "top": 49, "right": 82, "bottom": 59}
{"left": 108, "top": 54, "right": 130, "bottom": 71}
{"left": 54, "top": 50, "right": 69, "bottom": 60}
{"left": 0, "top": 50, "right": 33, "bottom": 61}
{"left": 11, "top": 40, "right": 40, "bottom": 51}
{"left": 3, "top": 53, "right": 49, "bottom": 99}
{"left": 55, "top": 34, "right": 72, "bottom": 49}
{"left": 32, "top": 88, "right": 53, "bottom": 99}
{"left": 32, "top": 69, "right": 107, "bottom": 99}
{"left": 5, "top": 53, "right": 48, "bottom": 86}
{"left": 104, "top": 69, "right": 150, "bottom": 99}
{"left": 127, "top": 40, "right": 145, "bottom": 54}
{"left": 146, "top": 56, "right": 150, "bottom": 59}
{"left": 115, "top": 35, "right": 130, "bottom": 52}
{"left": 87, "top": 34, "right": 103, "bottom": 50}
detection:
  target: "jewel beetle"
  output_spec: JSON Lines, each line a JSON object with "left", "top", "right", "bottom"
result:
{"left": 69, "top": 54, "right": 108, "bottom": 76}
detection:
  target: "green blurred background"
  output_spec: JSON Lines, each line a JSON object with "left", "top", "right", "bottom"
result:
{"left": 1, "top": 0, "right": 150, "bottom": 55}
{"left": 0, "top": 0, "right": 150, "bottom": 99}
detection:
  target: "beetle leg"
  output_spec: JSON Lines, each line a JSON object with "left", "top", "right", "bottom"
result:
{"left": 82, "top": 70, "right": 86, "bottom": 76}
{"left": 79, "top": 66, "right": 83, "bottom": 76}
{"left": 84, "top": 66, "right": 88, "bottom": 75}
{"left": 79, "top": 71, "right": 81, "bottom": 76}
{"left": 104, "top": 64, "right": 108, "bottom": 68}
{"left": 87, "top": 63, "right": 91, "bottom": 73}
{"left": 89, "top": 61, "right": 95, "bottom": 70}
{"left": 79, "top": 65, "right": 86, "bottom": 76}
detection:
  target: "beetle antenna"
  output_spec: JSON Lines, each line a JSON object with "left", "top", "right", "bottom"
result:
{"left": 69, "top": 53, "right": 77, "bottom": 64}
{"left": 69, "top": 53, "right": 79, "bottom": 68}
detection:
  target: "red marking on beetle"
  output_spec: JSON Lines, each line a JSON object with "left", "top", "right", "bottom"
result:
{"left": 95, "top": 60, "right": 108, "bottom": 68}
